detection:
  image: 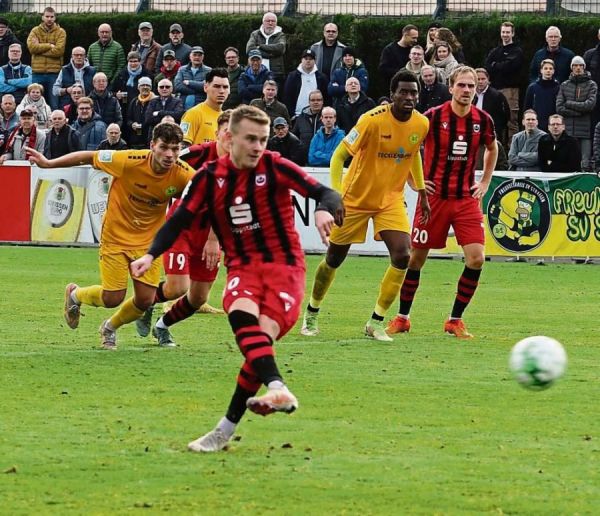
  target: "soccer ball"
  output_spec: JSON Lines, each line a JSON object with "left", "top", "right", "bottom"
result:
{"left": 509, "top": 336, "right": 567, "bottom": 390}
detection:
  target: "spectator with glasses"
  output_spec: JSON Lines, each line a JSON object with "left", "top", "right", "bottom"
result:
{"left": 145, "top": 79, "right": 184, "bottom": 142}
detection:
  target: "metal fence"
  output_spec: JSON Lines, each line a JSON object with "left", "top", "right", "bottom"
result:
{"left": 4, "top": 0, "right": 600, "bottom": 15}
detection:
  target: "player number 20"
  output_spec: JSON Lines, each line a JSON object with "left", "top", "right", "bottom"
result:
{"left": 412, "top": 228, "right": 429, "bottom": 244}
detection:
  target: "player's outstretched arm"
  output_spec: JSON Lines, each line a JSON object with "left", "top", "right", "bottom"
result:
{"left": 329, "top": 143, "right": 351, "bottom": 192}
{"left": 25, "top": 147, "right": 95, "bottom": 168}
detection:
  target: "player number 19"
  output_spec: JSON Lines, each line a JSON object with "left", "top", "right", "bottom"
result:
{"left": 412, "top": 228, "right": 429, "bottom": 244}
{"left": 167, "top": 252, "right": 186, "bottom": 271}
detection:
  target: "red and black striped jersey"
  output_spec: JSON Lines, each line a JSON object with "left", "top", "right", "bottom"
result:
{"left": 180, "top": 150, "right": 321, "bottom": 268}
{"left": 424, "top": 102, "right": 495, "bottom": 199}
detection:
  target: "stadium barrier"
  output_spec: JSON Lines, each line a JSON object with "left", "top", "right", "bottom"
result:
{"left": 1, "top": 163, "right": 599, "bottom": 258}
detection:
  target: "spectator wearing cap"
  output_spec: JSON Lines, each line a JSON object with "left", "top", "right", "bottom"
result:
{"left": 0, "top": 17, "right": 22, "bottom": 68}
{"left": 335, "top": 76, "right": 375, "bottom": 134}
{"left": 378, "top": 24, "right": 419, "bottom": 87}
{"left": 96, "top": 123, "right": 127, "bottom": 150}
{"left": 174, "top": 46, "right": 212, "bottom": 109}
{"left": 111, "top": 50, "right": 152, "bottom": 122}
{"left": 88, "top": 24, "right": 126, "bottom": 84}
{"left": 126, "top": 76, "right": 155, "bottom": 148}
{"left": 72, "top": 96, "right": 107, "bottom": 150}
{"left": 529, "top": 26, "right": 575, "bottom": 84}
{"left": 26, "top": 7, "right": 66, "bottom": 110}
{"left": 246, "top": 12, "right": 286, "bottom": 87}
{"left": 223, "top": 47, "right": 244, "bottom": 109}
{"left": 327, "top": 47, "right": 368, "bottom": 109}
{"left": 145, "top": 78, "right": 184, "bottom": 140}
{"left": 308, "top": 106, "right": 345, "bottom": 166}
{"left": 283, "top": 48, "right": 328, "bottom": 118}
{"left": 0, "top": 43, "right": 32, "bottom": 105}
{"left": 52, "top": 46, "right": 95, "bottom": 108}
{"left": 556, "top": 55, "right": 597, "bottom": 171}
{"left": 43, "top": 109, "right": 81, "bottom": 158}
{"left": 0, "top": 108, "right": 46, "bottom": 163}
{"left": 267, "top": 116, "right": 305, "bottom": 165}
{"left": 89, "top": 72, "right": 122, "bottom": 127}
{"left": 131, "top": 22, "right": 161, "bottom": 75}
{"left": 155, "top": 23, "right": 191, "bottom": 75}
{"left": 238, "top": 49, "right": 272, "bottom": 104}
{"left": 250, "top": 79, "right": 289, "bottom": 134}
{"left": 153, "top": 49, "right": 180, "bottom": 90}
{"left": 310, "top": 23, "right": 346, "bottom": 80}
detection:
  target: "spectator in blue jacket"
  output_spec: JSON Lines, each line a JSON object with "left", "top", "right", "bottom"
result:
{"left": 0, "top": 43, "right": 32, "bottom": 104}
{"left": 524, "top": 58, "right": 560, "bottom": 133}
{"left": 308, "top": 106, "right": 345, "bottom": 166}
{"left": 72, "top": 96, "right": 107, "bottom": 150}
{"left": 529, "top": 26, "right": 575, "bottom": 84}
{"left": 327, "top": 47, "right": 369, "bottom": 108}
{"left": 174, "top": 46, "right": 212, "bottom": 109}
{"left": 238, "top": 49, "right": 272, "bottom": 104}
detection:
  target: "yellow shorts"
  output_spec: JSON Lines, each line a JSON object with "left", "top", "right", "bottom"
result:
{"left": 99, "top": 244, "right": 161, "bottom": 291}
{"left": 329, "top": 203, "right": 410, "bottom": 245}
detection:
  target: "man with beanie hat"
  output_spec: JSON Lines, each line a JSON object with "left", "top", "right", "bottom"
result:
{"left": 556, "top": 55, "right": 597, "bottom": 171}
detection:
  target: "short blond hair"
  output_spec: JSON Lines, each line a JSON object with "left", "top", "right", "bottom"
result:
{"left": 229, "top": 105, "right": 270, "bottom": 132}
{"left": 449, "top": 66, "right": 477, "bottom": 86}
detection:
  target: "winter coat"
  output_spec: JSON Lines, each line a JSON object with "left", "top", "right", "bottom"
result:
{"left": 0, "top": 31, "right": 21, "bottom": 67}
{"left": 16, "top": 95, "right": 51, "bottom": 129}
{"left": 592, "top": 122, "right": 600, "bottom": 171}
{"left": 529, "top": 45, "right": 575, "bottom": 84}
{"left": 131, "top": 39, "right": 162, "bottom": 75}
{"left": 417, "top": 82, "right": 451, "bottom": 113}
{"left": 96, "top": 138, "right": 127, "bottom": 150}
{"left": 155, "top": 42, "right": 191, "bottom": 74}
{"left": 246, "top": 27, "right": 286, "bottom": 76}
{"left": 475, "top": 86, "right": 511, "bottom": 143}
{"left": 174, "top": 63, "right": 212, "bottom": 104}
{"left": 89, "top": 89, "right": 122, "bottom": 126}
{"left": 110, "top": 65, "right": 152, "bottom": 120}
{"left": 238, "top": 65, "right": 273, "bottom": 104}
{"left": 336, "top": 92, "right": 376, "bottom": 134}
{"left": 27, "top": 22, "right": 66, "bottom": 73}
{"left": 538, "top": 132, "right": 581, "bottom": 172}
{"left": 433, "top": 54, "right": 460, "bottom": 84}
{"left": 126, "top": 93, "right": 156, "bottom": 148}
{"left": 145, "top": 95, "right": 184, "bottom": 139}
{"left": 327, "top": 60, "right": 369, "bottom": 106}
{"left": 3, "top": 126, "right": 45, "bottom": 159}
{"left": 283, "top": 67, "right": 329, "bottom": 118}
{"left": 310, "top": 40, "right": 346, "bottom": 79}
{"left": 72, "top": 113, "right": 107, "bottom": 151}
{"left": 508, "top": 128, "right": 546, "bottom": 171}
{"left": 223, "top": 65, "right": 244, "bottom": 109}
{"left": 308, "top": 126, "right": 345, "bottom": 166}
{"left": 43, "top": 124, "right": 81, "bottom": 158}
{"left": 524, "top": 78, "right": 560, "bottom": 132}
{"left": 292, "top": 106, "right": 323, "bottom": 157}
{"left": 378, "top": 41, "right": 411, "bottom": 86}
{"left": 52, "top": 59, "right": 95, "bottom": 102}
{"left": 485, "top": 42, "right": 525, "bottom": 89}
{"left": 267, "top": 132, "right": 306, "bottom": 165}
{"left": 249, "top": 97, "right": 290, "bottom": 130}
{"left": 0, "top": 62, "right": 32, "bottom": 104}
{"left": 87, "top": 39, "right": 126, "bottom": 83}
{"left": 556, "top": 72, "right": 598, "bottom": 139}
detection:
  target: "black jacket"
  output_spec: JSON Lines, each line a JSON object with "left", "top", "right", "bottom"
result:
{"left": 538, "top": 132, "right": 581, "bottom": 172}
{"left": 267, "top": 131, "right": 306, "bottom": 166}
{"left": 89, "top": 89, "right": 122, "bottom": 126}
{"left": 336, "top": 92, "right": 376, "bottom": 134}
{"left": 485, "top": 42, "right": 524, "bottom": 89}
{"left": 378, "top": 42, "right": 411, "bottom": 86}
{"left": 283, "top": 68, "right": 329, "bottom": 118}
{"left": 417, "top": 82, "right": 451, "bottom": 113}
{"left": 43, "top": 125, "right": 81, "bottom": 158}
{"left": 475, "top": 87, "right": 510, "bottom": 143}
{"left": 292, "top": 106, "right": 323, "bottom": 161}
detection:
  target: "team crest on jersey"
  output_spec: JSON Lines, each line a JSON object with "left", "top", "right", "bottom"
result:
{"left": 487, "top": 179, "right": 551, "bottom": 253}
{"left": 165, "top": 186, "right": 177, "bottom": 196}
{"left": 217, "top": 178, "right": 225, "bottom": 188}
{"left": 98, "top": 150, "right": 114, "bottom": 163}
{"left": 345, "top": 128, "right": 359, "bottom": 144}
{"left": 255, "top": 173, "right": 266, "bottom": 186}
{"left": 409, "top": 132, "right": 420, "bottom": 145}
{"left": 473, "top": 124, "right": 481, "bottom": 133}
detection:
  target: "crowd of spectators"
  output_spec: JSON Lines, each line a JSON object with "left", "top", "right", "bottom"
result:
{"left": 0, "top": 10, "right": 599, "bottom": 172}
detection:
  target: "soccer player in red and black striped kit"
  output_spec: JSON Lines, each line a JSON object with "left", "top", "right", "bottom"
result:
{"left": 131, "top": 105, "right": 343, "bottom": 452}
{"left": 387, "top": 66, "right": 498, "bottom": 338}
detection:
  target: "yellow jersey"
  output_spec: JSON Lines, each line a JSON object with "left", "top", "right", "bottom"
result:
{"left": 92, "top": 149, "right": 195, "bottom": 249}
{"left": 180, "top": 102, "right": 220, "bottom": 145}
{"left": 341, "top": 104, "right": 429, "bottom": 211}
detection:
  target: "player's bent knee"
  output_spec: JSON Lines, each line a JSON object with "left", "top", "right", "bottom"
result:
{"left": 102, "top": 291, "right": 126, "bottom": 308}
{"left": 390, "top": 251, "right": 410, "bottom": 270}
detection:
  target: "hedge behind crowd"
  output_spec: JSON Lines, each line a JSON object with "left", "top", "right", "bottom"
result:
{"left": 5, "top": 12, "right": 600, "bottom": 99}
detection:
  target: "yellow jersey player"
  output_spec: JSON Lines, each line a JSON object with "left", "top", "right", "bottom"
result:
{"left": 180, "top": 68, "right": 230, "bottom": 146}
{"left": 26, "top": 123, "right": 195, "bottom": 350}
{"left": 301, "top": 70, "right": 431, "bottom": 341}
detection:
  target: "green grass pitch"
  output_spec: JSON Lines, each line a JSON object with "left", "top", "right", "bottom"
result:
{"left": 1, "top": 246, "right": 599, "bottom": 514}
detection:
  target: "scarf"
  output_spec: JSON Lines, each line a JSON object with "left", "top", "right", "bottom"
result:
{"left": 18, "top": 96, "right": 50, "bottom": 129}
{"left": 432, "top": 54, "right": 456, "bottom": 69}
{"left": 6, "top": 123, "right": 37, "bottom": 159}
{"left": 137, "top": 91, "right": 156, "bottom": 104}
{"left": 159, "top": 61, "right": 181, "bottom": 81}
{"left": 127, "top": 64, "right": 143, "bottom": 88}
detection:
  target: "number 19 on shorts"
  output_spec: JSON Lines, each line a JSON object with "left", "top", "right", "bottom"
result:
{"left": 412, "top": 228, "right": 429, "bottom": 244}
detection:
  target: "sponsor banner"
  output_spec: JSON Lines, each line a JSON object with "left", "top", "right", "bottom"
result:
{"left": 0, "top": 162, "right": 31, "bottom": 241}
{"left": 484, "top": 174, "right": 600, "bottom": 256}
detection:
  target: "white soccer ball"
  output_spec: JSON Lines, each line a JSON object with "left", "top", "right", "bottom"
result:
{"left": 509, "top": 336, "right": 567, "bottom": 390}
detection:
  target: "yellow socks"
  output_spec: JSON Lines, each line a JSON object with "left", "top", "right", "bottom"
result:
{"left": 109, "top": 297, "right": 145, "bottom": 329}
{"left": 374, "top": 265, "right": 407, "bottom": 318}
{"left": 309, "top": 260, "right": 337, "bottom": 309}
{"left": 75, "top": 285, "right": 105, "bottom": 307}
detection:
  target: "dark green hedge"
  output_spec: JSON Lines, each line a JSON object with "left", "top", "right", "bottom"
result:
{"left": 5, "top": 13, "right": 600, "bottom": 99}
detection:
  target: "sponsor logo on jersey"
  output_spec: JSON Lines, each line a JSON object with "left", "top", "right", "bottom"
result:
{"left": 487, "top": 179, "right": 551, "bottom": 253}
{"left": 165, "top": 186, "right": 177, "bottom": 196}
{"left": 98, "top": 150, "right": 114, "bottom": 163}
{"left": 381, "top": 133, "right": 392, "bottom": 139}
{"left": 345, "top": 128, "right": 359, "bottom": 145}
{"left": 409, "top": 132, "right": 420, "bottom": 144}
{"left": 180, "top": 122, "right": 190, "bottom": 135}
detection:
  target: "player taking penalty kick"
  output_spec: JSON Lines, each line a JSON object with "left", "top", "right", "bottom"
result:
{"left": 25, "top": 123, "right": 195, "bottom": 350}
{"left": 131, "top": 106, "right": 343, "bottom": 452}
{"left": 387, "top": 66, "right": 498, "bottom": 338}
{"left": 301, "top": 70, "right": 430, "bottom": 341}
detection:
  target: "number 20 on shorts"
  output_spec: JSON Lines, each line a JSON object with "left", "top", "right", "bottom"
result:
{"left": 412, "top": 228, "right": 429, "bottom": 244}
